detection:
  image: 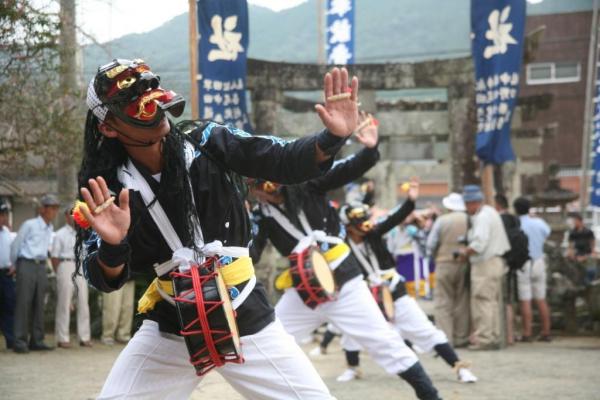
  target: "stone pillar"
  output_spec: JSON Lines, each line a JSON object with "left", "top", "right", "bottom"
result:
{"left": 448, "top": 84, "right": 478, "bottom": 191}
{"left": 359, "top": 90, "right": 377, "bottom": 113}
{"left": 251, "top": 87, "right": 282, "bottom": 134}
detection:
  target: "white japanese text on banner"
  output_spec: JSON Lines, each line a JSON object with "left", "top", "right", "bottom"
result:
{"left": 326, "top": 0, "right": 354, "bottom": 65}
{"left": 471, "top": 0, "right": 526, "bottom": 164}
{"left": 197, "top": 0, "right": 251, "bottom": 131}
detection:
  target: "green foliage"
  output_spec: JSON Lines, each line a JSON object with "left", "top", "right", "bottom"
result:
{"left": 0, "top": 0, "right": 83, "bottom": 178}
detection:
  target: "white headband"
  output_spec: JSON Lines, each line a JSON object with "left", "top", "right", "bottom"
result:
{"left": 86, "top": 78, "right": 108, "bottom": 121}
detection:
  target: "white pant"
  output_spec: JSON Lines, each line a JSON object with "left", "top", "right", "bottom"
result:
{"left": 55, "top": 261, "right": 90, "bottom": 343}
{"left": 98, "top": 319, "right": 333, "bottom": 400}
{"left": 517, "top": 258, "right": 547, "bottom": 301}
{"left": 340, "top": 295, "right": 448, "bottom": 354}
{"left": 275, "top": 276, "right": 419, "bottom": 374}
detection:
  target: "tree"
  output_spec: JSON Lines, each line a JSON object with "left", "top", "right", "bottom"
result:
{"left": 0, "top": 0, "right": 83, "bottom": 198}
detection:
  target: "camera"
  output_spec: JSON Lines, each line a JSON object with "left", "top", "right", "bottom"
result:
{"left": 452, "top": 235, "right": 469, "bottom": 260}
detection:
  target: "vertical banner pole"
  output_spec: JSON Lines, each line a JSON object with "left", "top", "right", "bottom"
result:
{"left": 481, "top": 163, "right": 495, "bottom": 205}
{"left": 189, "top": 0, "right": 199, "bottom": 119}
{"left": 317, "top": 0, "right": 325, "bottom": 65}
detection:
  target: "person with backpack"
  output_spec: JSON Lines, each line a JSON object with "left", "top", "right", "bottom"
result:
{"left": 513, "top": 197, "right": 552, "bottom": 342}
{"left": 494, "top": 194, "right": 530, "bottom": 345}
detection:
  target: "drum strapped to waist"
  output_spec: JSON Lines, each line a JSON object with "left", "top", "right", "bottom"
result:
{"left": 120, "top": 157, "right": 252, "bottom": 376}
{"left": 370, "top": 283, "right": 395, "bottom": 321}
{"left": 170, "top": 257, "right": 244, "bottom": 376}
{"left": 288, "top": 246, "right": 337, "bottom": 309}
{"left": 261, "top": 204, "right": 349, "bottom": 307}
{"left": 287, "top": 233, "right": 349, "bottom": 308}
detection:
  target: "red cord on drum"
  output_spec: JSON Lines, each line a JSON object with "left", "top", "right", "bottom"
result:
{"left": 171, "top": 258, "right": 244, "bottom": 376}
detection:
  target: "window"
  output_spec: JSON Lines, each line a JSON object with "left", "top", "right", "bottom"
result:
{"left": 526, "top": 62, "right": 581, "bottom": 85}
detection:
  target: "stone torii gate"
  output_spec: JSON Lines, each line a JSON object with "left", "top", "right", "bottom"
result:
{"left": 246, "top": 57, "right": 477, "bottom": 192}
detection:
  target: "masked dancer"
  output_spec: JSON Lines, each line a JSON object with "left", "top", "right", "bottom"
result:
{"left": 76, "top": 59, "right": 359, "bottom": 399}
{"left": 337, "top": 192, "right": 478, "bottom": 384}
{"left": 250, "top": 114, "right": 441, "bottom": 400}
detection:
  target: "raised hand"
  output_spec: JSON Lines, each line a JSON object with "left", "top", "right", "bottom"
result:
{"left": 80, "top": 177, "right": 130, "bottom": 245}
{"left": 315, "top": 67, "right": 359, "bottom": 138}
{"left": 407, "top": 177, "right": 420, "bottom": 201}
{"left": 355, "top": 111, "right": 378, "bottom": 149}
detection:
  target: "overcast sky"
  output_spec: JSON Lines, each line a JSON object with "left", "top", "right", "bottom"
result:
{"left": 75, "top": 0, "right": 307, "bottom": 44}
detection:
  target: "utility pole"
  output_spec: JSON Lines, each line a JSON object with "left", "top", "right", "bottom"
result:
{"left": 317, "top": 0, "right": 325, "bottom": 64}
{"left": 580, "top": 0, "right": 599, "bottom": 212}
{"left": 189, "top": 0, "right": 199, "bottom": 119}
{"left": 57, "top": 0, "right": 78, "bottom": 204}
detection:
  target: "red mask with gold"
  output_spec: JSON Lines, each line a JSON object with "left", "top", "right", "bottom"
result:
{"left": 87, "top": 58, "right": 185, "bottom": 127}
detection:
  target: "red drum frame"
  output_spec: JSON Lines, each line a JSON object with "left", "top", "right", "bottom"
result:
{"left": 289, "top": 247, "right": 336, "bottom": 309}
{"left": 171, "top": 257, "right": 243, "bottom": 376}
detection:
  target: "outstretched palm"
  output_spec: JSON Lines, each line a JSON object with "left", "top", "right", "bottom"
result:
{"left": 315, "top": 67, "right": 359, "bottom": 138}
{"left": 80, "top": 177, "right": 130, "bottom": 245}
{"left": 355, "top": 111, "right": 378, "bottom": 148}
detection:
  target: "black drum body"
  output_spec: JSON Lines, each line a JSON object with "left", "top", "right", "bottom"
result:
{"left": 171, "top": 258, "right": 242, "bottom": 375}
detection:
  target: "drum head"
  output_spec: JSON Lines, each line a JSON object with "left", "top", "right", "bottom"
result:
{"left": 310, "top": 251, "right": 335, "bottom": 293}
{"left": 381, "top": 285, "right": 395, "bottom": 320}
{"left": 215, "top": 270, "right": 242, "bottom": 354}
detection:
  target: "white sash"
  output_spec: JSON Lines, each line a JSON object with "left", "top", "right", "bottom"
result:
{"left": 117, "top": 154, "right": 254, "bottom": 309}
{"left": 348, "top": 239, "right": 383, "bottom": 285}
{"left": 261, "top": 203, "right": 345, "bottom": 267}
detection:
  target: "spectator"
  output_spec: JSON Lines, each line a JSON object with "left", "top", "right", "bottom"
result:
{"left": 427, "top": 193, "right": 470, "bottom": 347}
{"left": 513, "top": 197, "right": 552, "bottom": 342}
{"left": 10, "top": 194, "right": 60, "bottom": 353}
{"left": 51, "top": 207, "right": 91, "bottom": 348}
{"left": 101, "top": 279, "right": 135, "bottom": 346}
{"left": 459, "top": 185, "right": 510, "bottom": 350}
{"left": 567, "top": 213, "right": 597, "bottom": 285}
{"left": 494, "top": 193, "right": 519, "bottom": 345}
{"left": 0, "top": 200, "right": 17, "bottom": 349}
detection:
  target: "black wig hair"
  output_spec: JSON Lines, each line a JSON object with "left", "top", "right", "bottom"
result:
{"left": 74, "top": 110, "right": 199, "bottom": 276}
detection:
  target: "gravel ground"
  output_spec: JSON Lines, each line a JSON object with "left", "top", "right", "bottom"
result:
{"left": 1, "top": 334, "right": 599, "bottom": 399}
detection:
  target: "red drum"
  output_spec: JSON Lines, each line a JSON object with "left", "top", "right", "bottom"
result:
{"left": 171, "top": 258, "right": 243, "bottom": 376}
{"left": 289, "top": 247, "right": 336, "bottom": 309}
{"left": 371, "top": 284, "right": 395, "bottom": 321}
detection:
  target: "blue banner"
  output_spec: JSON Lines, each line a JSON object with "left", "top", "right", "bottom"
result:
{"left": 590, "top": 86, "right": 600, "bottom": 206}
{"left": 326, "top": 0, "right": 355, "bottom": 65}
{"left": 197, "top": 0, "right": 251, "bottom": 131}
{"left": 471, "top": 0, "right": 526, "bottom": 164}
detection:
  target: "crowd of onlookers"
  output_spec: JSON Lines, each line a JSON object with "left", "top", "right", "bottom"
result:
{"left": 348, "top": 180, "right": 597, "bottom": 349}
{"left": 0, "top": 195, "right": 134, "bottom": 353}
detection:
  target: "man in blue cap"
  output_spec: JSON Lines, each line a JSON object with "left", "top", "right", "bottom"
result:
{"left": 457, "top": 185, "right": 510, "bottom": 350}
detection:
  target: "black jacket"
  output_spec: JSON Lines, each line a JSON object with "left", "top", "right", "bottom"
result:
{"left": 83, "top": 121, "right": 341, "bottom": 336}
{"left": 251, "top": 146, "right": 380, "bottom": 288}
{"left": 348, "top": 199, "right": 415, "bottom": 300}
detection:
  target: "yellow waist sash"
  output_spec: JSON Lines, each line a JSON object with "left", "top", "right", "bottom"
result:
{"left": 274, "top": 243, "right": 349, "bottom": 290}
{"left": 138, "top": 256, "right": 255, "bottom": 313}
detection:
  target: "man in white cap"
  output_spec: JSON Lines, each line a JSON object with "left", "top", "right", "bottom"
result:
{"left": 426, "top": 193, "right": 469, "bottom": 347}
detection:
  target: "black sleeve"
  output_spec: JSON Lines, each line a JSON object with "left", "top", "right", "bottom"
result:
{"left": 194, "top": 122, "right": 340, "bottom": 184}
{"left": 249, "top": 208, "right": 269, "bottom": 264}
{"left": 371, "top": 199, "right": 415, "bottom": 237}
{"left": 82, "top": 232, "right": 130, "bottom": 293}
{"left": 307, "top": 146, "right": 380, "bottom": 193}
